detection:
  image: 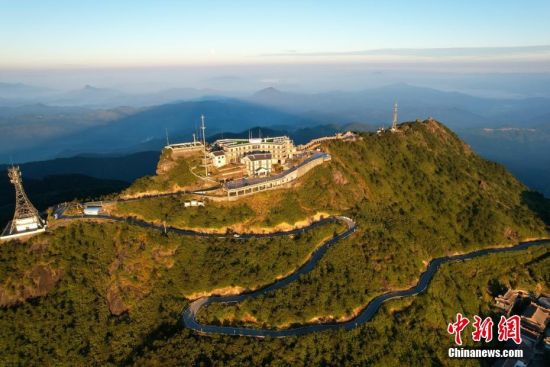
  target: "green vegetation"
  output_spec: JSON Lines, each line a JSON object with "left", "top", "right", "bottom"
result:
{"left": 1, "top": 120, "right": 549, "bottom": 365}
{"left": 113, "top": 190, "right": 323, "bottom": 230}
{"left": 198, "top": 238, "right": 550, "bottom": 328}
{"left": 0, "top": 220, "right": 342, "bottom": 365}
{"left": 114, "top": 195, "right": 255, "bottom": 229}
{"left": 261, "top": 192, "right": 312, "bottom": 227}
{"left": 121, "top": 149, "right": 199, "bottom": 196}
{"left": 292, "top": 121, "right": 549, "bottom": 250}
{"left": 135, "top": 245, "right": 550, "bottom": 366}
{"left": 191, "top": 120, "right": 550, "bottom": 326}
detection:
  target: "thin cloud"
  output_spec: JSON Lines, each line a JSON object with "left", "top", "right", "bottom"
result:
{"left": 262, "top": 45, "right": 550, "bottom": 58}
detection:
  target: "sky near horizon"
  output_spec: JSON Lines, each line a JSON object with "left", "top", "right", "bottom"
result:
{"left": 2, "top": 0, "right": 550, "bottom": 69}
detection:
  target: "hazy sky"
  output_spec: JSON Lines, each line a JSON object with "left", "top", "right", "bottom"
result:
{"left": 2, "top": 0, "right": 550, "bottom": 68}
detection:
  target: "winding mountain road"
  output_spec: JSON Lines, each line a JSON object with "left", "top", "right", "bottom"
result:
{"left": 54, "top": 204, "right": 550, "bottom": 338}
{"left": 182, "top": 233, "right": 550, "bottom": 338}
{"left": 54, "top": 203, "right": 342, "bottom": 239}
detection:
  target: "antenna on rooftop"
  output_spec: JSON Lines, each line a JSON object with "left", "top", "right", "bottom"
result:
{"left": 165, "top": 128, "right": 170, "bottom": 146}
{"left": 194, "top": 119, "right": 199, "bottom": 145}
{"left": 200, "top": 114, "right": 208, "bottom": 177}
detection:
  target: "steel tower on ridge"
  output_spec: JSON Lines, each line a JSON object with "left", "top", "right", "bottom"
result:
{"left": 391, "top": 102, "right": 398, "bottom": 132}
{"left": 1, "top": 166, "right": 46, "bottom": 240}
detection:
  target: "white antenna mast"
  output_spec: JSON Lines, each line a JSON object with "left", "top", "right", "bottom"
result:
{"left": 392, "top": 101, "right": 398, "bottom": 131}
{"left": 200, "top": 115, "right": 208, "bottom": 176}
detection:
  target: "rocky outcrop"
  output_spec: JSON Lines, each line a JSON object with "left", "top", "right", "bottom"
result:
{"left": 332, "top": 169, "right": 348, "bottom": 185}
{"left": 0, "top": 265, "right": 63, "bottom": 307}
{"left": 106, "top": 284, "right": 128, "bottom": 316}
{"left": 155, "top": 150, "right": 177, "bottom": 175}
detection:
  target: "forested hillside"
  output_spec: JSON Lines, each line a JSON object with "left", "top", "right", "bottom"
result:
{"left": 0, "top": 119, "right": 548, "bottom": 365}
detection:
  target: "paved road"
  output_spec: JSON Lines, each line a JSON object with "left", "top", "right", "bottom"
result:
{"left": 54, "top": 204, "right": 550, "bottom": 339}
{"left": 82, "top": 185, "right": 222, "bottom": 207}
{"left": 226, "top": 152, "right": 329, "bottom": 190}
{"left": 54, "top": 203, "right": 343, "bottom": 240}
{"left": 182, "top": 234, "right": 550, "bottom": 338}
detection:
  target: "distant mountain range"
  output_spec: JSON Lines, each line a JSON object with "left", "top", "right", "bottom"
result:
{"left": 0, "top": 151, "right": 159, "bottom": 182}
{"left": 3, "top": 82, "right": 550, "bottom": 163}
{"left": 0, "top": 82, "right": 53, "bottom": 102}
{"left": 0, "top": 82, "right": 227, "bottom": 108}
{"left": 248, "top": 84, "right": 550, "bottom": 129}
{"left": 1, "top": 99, "right": 331, "bottom": 162}
{"left": 3, "top": 82, "right": 550, "bottom": 128}
{"left": 1, "top": 81, "right": 550, "bottom": 196}
{"left": 0, "top": 103, "right": 140, "bottom": 161}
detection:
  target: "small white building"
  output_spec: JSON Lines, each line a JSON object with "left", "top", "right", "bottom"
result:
{"left": 83, "top": 206, "right": 102, "bottom": 216}
{"left": 14, "top": 217, "right": 41, "bottom": 232}
{"left": 184, "top": 200, "right": 205, "bottom": 207}
{"left": 241, "top": 152, "right": 272, "bottom": 176}
{"left": 210, "top": 150, "right": 227, "bottom": 168}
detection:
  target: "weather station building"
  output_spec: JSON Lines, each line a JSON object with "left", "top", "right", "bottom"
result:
{"left": 209, "top": 150, "right": 227, "bottom": 168}
{"left": 214, "top": 136, "right": 295, "bottom": 165}
{"left": 241, "top": 152, "right": 273, "bottom": 176}
{"left": 165, "top": 139, "right": 203, "bottom": 158}
{"left": 83, "top": 205, "right": 102, "bottom": 216}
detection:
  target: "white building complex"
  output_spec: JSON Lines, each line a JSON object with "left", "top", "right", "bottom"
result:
{"left": 213, "top": 136, "right": 295, "bottom": 165}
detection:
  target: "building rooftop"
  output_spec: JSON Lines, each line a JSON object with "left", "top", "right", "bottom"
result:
{"left": 537, "top": 296, "right": 550, "bottom": 309}
{"left": 243, "top": 153, "right": 272, "bottom": 161}
{"left": 1, "top": 219, "right": 46, "bottom": 240}
{"left": 494, "top": 289, "right": 529, "bottom": 314}
{"left": 522, "top": 304, "right": 550, "bottom": 328}
{"left": 166, "top": 141, "right": 203, "bottom": 149}
{"left": 215, "top": 136, "right": 291, "bottom": 147}
{"left": 211, "top": 150, "right": 225, "bottom": 157}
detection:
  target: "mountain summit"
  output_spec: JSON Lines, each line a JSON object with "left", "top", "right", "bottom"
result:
{"left": 0, "top": 119, "right": 548, "bottom": 366}
{"left": 251, "top": 86, "right": 288, "bottom": 100}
